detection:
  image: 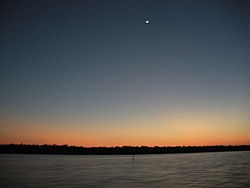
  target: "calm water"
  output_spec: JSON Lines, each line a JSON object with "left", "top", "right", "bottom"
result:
{"left": 0, "top": 151, "right": 250, "bottom": 187}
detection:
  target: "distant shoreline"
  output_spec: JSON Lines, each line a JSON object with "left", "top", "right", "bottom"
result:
{"left": 1, "top": 144, "right": 250, "bottom": 155}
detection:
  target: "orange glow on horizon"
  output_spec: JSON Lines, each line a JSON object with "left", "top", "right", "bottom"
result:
{"left": 1, "top": 128, "right": 249, "bottom": 147}
{"left": 1, "top": 114, "right": 249, "bottom": 147}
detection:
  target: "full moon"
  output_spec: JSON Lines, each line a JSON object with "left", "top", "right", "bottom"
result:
{"left": 145, "top": 20, "right": 149, "bottom": 24}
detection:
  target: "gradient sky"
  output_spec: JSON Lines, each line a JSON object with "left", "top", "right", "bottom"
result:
{"left": 1, "top": 0, "right": 250, "bottom": 146}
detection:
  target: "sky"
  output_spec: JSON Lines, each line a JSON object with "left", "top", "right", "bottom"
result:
{"left": 1, "top": 0, "right": 250, "bottom": 147}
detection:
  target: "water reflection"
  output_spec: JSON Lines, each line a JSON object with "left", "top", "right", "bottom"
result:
{"left": 1, "top": 151, "right": 250, "bottom": 187}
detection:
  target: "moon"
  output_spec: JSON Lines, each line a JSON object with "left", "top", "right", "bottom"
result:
{"left": 145, "top": 20, "right": 149, "bottom": 24}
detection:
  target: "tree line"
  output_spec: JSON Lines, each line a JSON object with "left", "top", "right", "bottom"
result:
{"left": 1, "top": 144, "right": 250, "bottom": 155}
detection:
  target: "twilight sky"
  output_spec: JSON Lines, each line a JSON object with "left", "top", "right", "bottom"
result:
{"left": 1, "top": 0, "right": 250, "bottom": 146}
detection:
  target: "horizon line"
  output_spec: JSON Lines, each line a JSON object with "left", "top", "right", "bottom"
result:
{"left": 1, "top": 143, "right": 250, "bottom": 148}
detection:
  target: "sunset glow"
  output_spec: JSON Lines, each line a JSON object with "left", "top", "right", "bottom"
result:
{"left": 1, "top": 0, "right": 249, "bottom": 147}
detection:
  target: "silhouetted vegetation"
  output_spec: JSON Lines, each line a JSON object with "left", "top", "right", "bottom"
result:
{"left": 1, "top": 144, "right": 250, "bottom": 155}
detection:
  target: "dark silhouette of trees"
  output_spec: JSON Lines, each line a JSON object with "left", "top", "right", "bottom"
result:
{"left": 0, "top": 144, "right": 250, "bottom": 155}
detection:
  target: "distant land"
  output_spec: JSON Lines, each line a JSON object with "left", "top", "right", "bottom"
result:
{"left": 1, "top": 144, "right": 250, "bottom": 155}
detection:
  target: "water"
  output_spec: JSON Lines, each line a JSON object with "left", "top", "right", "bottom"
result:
{"left": 1, "top": 151, "right": 250, "bottom": 187}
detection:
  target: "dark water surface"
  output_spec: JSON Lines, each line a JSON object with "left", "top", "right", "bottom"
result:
{"left": 1, "top": 151, "right": 250, "bottom": 187}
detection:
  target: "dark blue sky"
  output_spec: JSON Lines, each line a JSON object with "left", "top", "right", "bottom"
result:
{"left": 1, "top": 0, "right": 250, "bottom": 146}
